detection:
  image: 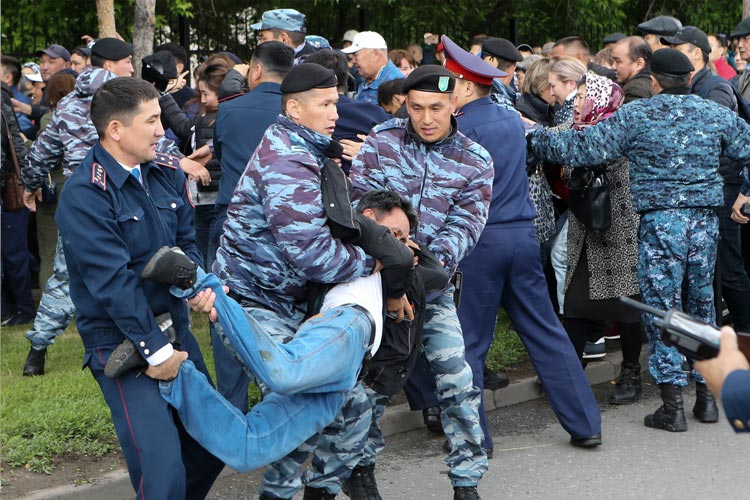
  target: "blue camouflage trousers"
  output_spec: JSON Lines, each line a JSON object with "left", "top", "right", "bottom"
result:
{"left": 638, "top": 209, "right": 718, "bottom": 386}
{"left": 403, "top": 288, "right": 488, "bottom": 487}
{"left": 25, "top": 235, "right": 75, "bottom": 349}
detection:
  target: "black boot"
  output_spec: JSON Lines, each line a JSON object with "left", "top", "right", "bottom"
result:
{"left": 609, "top": 363, "right": 641, "bottom": 404}
{"left": 342, "top": 464, "right": 381, "bottom": 500}
{"left": 483, "top": 366, "right": 509, "bottom": 390}
{"left": 23, "top": 347, "right": 46, "bottom": 376}
{"left": 693, "top": 383, "right": 719, "bottom": 423}
{"left": 422, "top": 406, "right": 443, "bottom": 434}
{"left": 454, "top": 486, "right": 481, "bottom": 500}
{"left": 644, "top": 384, "right": 687, "bottom": 432}
{"left": 302, "top": 486, "right": 336, "bottom": 500}
{"left": 141, "top": 246, "right": 198, "bottom": 289}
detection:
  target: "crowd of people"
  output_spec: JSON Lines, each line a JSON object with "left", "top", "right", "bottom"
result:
{"left": 2, "top": 7, "right": 750, "bottom": 500}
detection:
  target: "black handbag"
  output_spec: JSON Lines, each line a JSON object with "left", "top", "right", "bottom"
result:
{"left": 41, "top": 173, "right": 57, "bottom": 204}
{"left": 567, "top": 166, "right": 611, "bottom": 233}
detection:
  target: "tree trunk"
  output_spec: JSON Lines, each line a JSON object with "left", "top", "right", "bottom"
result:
{"left": 745, "top": 0, "right": 749, "bottom": 19}
{"left": 96, "top": 0, "right": 117, "bottom": 38}
{"left": 133, "top": 0, "right": 157, "bottom": 77}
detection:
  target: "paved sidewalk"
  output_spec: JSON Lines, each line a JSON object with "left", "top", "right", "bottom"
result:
{"left": 19, "top": 351, "right": 641, "bottom": 500}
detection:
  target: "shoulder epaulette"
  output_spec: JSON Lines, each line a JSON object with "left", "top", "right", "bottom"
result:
{"left": 154, "top": 153, "right": 181, "bottom": 170}
{"left": 90, "top": 162, "right": 107, "bottom": 191}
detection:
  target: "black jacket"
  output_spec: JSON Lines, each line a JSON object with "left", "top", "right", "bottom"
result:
{"left": 622, "top": 69, "right": 654, "bottom": 103}
{"left": 515, "top": 92, "right": 555, "bottom": 128}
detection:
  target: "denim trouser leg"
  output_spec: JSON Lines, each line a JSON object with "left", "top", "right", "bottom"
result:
{"left": 160, "top": 360, "right": 345, "bottom": 473}
{"left": 25, "top": 235, "right": 75, "bottom": 349}
{"left": 174, "top": 270, "right": 372, "bottom": 394}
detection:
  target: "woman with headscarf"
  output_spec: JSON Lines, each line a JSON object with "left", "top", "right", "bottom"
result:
{"left": 562, "top": 72, "right": 644, "bottom": 404}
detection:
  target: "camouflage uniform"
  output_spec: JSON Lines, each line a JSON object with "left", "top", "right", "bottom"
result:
{"left": 350, "top": 116, "right": 493, "bottom": 487}
{"left": 530, "top": 92, "right": 750, "bottom": 386}
{"left": 214, "top": 114, "right": 375, "bottom": 498}
{"left": 21, "top": 67, "right": 185, "bottom": 352}
{"left": 22, "top": 68, "right": 115, "bottom": 350}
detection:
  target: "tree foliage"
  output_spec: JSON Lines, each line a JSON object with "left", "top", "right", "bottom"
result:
{"left": 1, "top": 0, "right": 745, "bottom": 58}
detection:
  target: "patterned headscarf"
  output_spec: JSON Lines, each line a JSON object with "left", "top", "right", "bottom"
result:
{"left": 573, "top": 72, "right": 625, "bottom": 130}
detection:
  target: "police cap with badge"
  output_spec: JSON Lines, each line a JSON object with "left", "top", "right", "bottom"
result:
{"left": 401, "top": 65, "right": 455, "bottom": 94}
{"left": 442, "top": 34, "right": 506, "bottom": 86}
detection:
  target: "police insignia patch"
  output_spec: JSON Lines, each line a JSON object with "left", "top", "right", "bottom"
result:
{"left": 438, "top": 76, "right": 450, "bottom": 92}
{"left": 91, "top": 163, "right": 107, "bottom": 191}
{"left": 155, "top": 153, "right": 180, "bottom": 169}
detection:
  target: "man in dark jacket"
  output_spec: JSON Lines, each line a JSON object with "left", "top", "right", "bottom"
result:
{"left": 553, "top": 36, "right": 617, "bottom": 81}
{"left": 612, "top": 36, "right": 654, "bottom": 103}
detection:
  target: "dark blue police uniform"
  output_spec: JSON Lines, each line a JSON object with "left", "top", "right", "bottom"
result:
{"left": 56, "top": 143, "right": 224, "bottom": 499}
{"left": 404, "top": 36, "right": 602, "bottom": 449}
{"left": 210, "top": 81, "right": 283, "bottom": 412}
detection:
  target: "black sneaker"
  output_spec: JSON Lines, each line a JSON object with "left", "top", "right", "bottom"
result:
{"left": 454, "top": 486, "right": 481, "bottom": 500}
{"left": 23, "top": 347, "right": 47, "bottom": 376}
{"left": 104, "top": 313, "right": 177, "bottom": 378}
{"left": 582, "top": 338, "right": 606, "bottom": 360}
{"left": 141, "top": 246, "right": 198, "bottom": 290}
{"left": 342, "top": 464, "right": 381, "bottom": 500}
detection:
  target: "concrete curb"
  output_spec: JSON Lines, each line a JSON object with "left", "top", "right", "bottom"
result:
{"left": 17, "top": 350, "right": 647, "bottom": 500}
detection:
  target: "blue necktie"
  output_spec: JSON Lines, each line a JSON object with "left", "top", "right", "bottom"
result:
{"left": 131, "top": 168, "right": 142, "bottom": 184}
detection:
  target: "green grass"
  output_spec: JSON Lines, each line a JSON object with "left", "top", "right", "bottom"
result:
{"left": 1, "top": 309, "right": 525, "bottom": 474}
{"left": 0, "top": 314, "right": 260, "bottom": 474}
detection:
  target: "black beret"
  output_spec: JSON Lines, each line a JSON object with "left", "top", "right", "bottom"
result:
{"left": 280, "top": 63, "right": 338, "bottom": 93}
{"left": 637, "top": 15, "right": 682, "bottom": 36}
{"left": 401, "top": 65, "right": 455, "bottom": 94}
{"left": 142, "top": 51, "right": 178, "bottom": 80}
{"left": 91, "top": 38, "right": 133, "bottom": 61}
{"left": 731, "top": 17, "right": 750, "bottom": 39}
{"left": 650, "top": 48, "right": 694, "bottom": 76}
{"left": 482, "top": 37, "right": 523, "bottom": 62}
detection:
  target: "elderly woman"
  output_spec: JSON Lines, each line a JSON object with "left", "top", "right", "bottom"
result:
{"left": 562, "top": 72, "right": 644, "bottom": 404}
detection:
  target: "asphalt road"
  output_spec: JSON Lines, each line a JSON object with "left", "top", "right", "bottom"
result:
{"left": 207, "top": 382, "right": 750, "bottom": 500}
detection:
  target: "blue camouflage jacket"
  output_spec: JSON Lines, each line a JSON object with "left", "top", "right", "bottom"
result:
{"left": 530, "top": 92, "right": 750, "bottom": 213}
{"left": 215, "top": 115, "right": 375, "bottom": 317}
{"left": 350, "top": 117, "right": 493, "bottom": 278}
{"left": 23, "top": 68, "right": 184, "bottom": 191}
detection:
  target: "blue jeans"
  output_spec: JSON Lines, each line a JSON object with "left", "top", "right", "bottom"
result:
{"left": 161, "top": 269, "right": 373, "bottom": 471}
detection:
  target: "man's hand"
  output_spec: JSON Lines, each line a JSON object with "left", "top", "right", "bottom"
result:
{"left": 145, "top": 350, "right": 188, "bottom": 380}
{"left": 731, "top": 193, "right": 749, "bottom": 224}
{"left": 695, "top": 327, "right": 750, "bottom": 398}
{"left": 23, "top": 189, "right": 41, "bottom": 211}
{"left": 167, "top": 71, "right": 189, "bottom": 94}
{"left": 387, "top": 295, "right": 414, "bottom": 323}
{"left": 187, "top": 286, "right": 229, "bottom": 322}
{"left": 188, "top": 144, "right": 212, "bottom": 166}
{"left": 179, "top": 157, "right": 211, "bottom": 186}
{"left": 11, "top": 98, "right": 32, "bottom": 116}
{"left": 233, "top": 64, "right": 250, "bottom": 80}
{"left": 340, "top": 134, "right": 367, "bottom": 162}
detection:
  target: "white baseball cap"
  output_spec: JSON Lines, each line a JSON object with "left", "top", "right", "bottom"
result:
{"left": 342, "top": 29, "right": 359, "bottom": 43}
{"left": 341, "top": 31, "right": 387, "bottom": 53}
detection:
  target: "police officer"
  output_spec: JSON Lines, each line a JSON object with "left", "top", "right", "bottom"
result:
{"left": 55, "top": 77, "right": 224, "bottom": 499}
{"left": 351, "top": 65, "right": 492, "bottom": 500}
{"left": 20, "top": 37, "right": 203, "bottom": 376}
{"left": 442, "top": 35, "right": 602, "bottom": 452}
{"left": 214, "top": 63, "right": 382, "bottom": 500}
{"left": 529, "top": 49, "right": 750, "bottom": 432}
{"left": 479, "top": 37, "right": 522, "bottom": 106}
{"left": 208, "top": 40, "right": 294, "bottom": 414}
{"left": 251, "top": 8, "right": 317, "bottom": 63}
